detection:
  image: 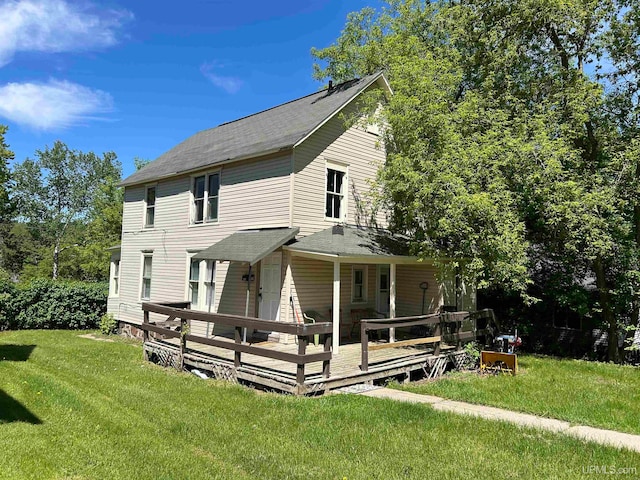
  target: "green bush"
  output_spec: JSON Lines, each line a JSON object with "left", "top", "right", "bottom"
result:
{"left": 99, "top": 313, "right": 118, "bottom": 335}
{"left": 0, "top": 279, "right": 108, "bottom": 330}
{"left": 462, "top": 341, "right": 481, "bottom": 369}
{"left": 0, "top": 274, "right": 17, "bottom": 330}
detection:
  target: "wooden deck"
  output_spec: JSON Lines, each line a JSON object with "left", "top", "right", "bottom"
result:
{"left": 144, "top": 336, "right": 461, "bottom": 395}
{"left": 139, "top": 302, "right": 483, "bottom": 395}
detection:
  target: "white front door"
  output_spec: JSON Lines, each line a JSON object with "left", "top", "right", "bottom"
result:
{"left": 259, "top": 252, "right": 282, "bottom": 321}
{"left": 377, "top": 265, "right": 390, "bottom": 315}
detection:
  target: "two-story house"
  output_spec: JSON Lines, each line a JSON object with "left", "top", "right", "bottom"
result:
{"left": 107, "top": 72, "right": 475, "bottom": 354}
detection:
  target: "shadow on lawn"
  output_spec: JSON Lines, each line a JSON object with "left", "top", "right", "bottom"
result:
{"left": 0, "top": 344, "right": 41, "bottom": 424}
{"left": 0, "top": 344, "right": 36, "bottom": 362}
{"left": 0, "top": 390, "right": 42, "bottom": 424}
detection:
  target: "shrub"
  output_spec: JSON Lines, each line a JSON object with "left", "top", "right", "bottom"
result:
{"left": 0, "top": 274, "right": 17, "bottom": 330}
{"left": 7, "top": 279, "right": 108, "bottom": 330}
{"left": 462, "top": 341, "right": 481, "bottom": 369}
{"left": 99, "top": 313, "right": 118, "bottom": 335}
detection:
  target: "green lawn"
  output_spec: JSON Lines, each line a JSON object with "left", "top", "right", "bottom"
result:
{"left": 394, "top": 354, "right": 640, "bottom": 435}
{"left": 0, "top": 331, "right": 638, "bottom": 480}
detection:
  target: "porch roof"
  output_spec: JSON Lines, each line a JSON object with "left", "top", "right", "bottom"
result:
{"left": 193, "top": 227, "right": 299, "bottom": 265}
{"left": 286, "top": 225, "right": 410, "bottom": 258}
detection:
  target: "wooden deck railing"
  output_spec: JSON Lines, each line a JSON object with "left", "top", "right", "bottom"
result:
{"left": 141, "top": 302, "right": 333, "bottom": 391}
{"left": 359, "top": 310, "right": 483, "bottom": 372}
{"left": 360, "top": 314, "right": 442, "bottom": 371}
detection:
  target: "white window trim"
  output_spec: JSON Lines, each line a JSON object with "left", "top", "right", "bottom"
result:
{"left": 324, "top": 160, "right": 348, "bottom": 222}
{"left": 143, "top": 184, "right": 157, "bottom": 229}
{"left": 189, "top": 170, "right": 221, "bottom": 226}
{"left": 140, "top": 252, "right": 153, "bottom": 301}
{"left": 184, "top": 252, "right": 216, "bottom": 312}
{"left": 110, "top": 258, "right": 120, "bottom": 297}
{"left": 351, "top": 265, "right": 368, "bottom": 304}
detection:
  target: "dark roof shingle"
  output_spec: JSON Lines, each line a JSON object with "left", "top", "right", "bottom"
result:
{"left": 121, "top": 72, "right": 385, "bottom": 186}
{"left": 287, "top": 225, "right": 410, "bottom": 257}
{"left": 192, "top": 227, "right": 299, "bottom": 265}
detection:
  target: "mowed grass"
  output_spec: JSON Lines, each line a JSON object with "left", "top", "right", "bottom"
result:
{"left": 394, "top": 354, "right": 640, "bottom": 435}
{"left": 0, "top": 331, "right": 638, "bottom": 480}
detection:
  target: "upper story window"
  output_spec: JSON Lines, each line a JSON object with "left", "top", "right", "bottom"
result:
{"left": 325, "top": 165, "right": 347, "bottom": 220}
{"left": 192, "top": 172, "right": 220, "bottom": 224}
{"left": 111, "top": 259, "right": 120, "bottom": 296}
{"left": 141, "top": 254, "right": 152, "bottom": 301}
{"left": 144, "top": 185, "right": 156, "bottom": 228}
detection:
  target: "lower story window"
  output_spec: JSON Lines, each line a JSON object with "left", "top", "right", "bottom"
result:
{"left": 352, "top": 266, "right": 367, "bottom": 303}
{"left": 141, "top": 254, "right": 152, "bottom": 300}
{"left": 189, "top": 259, "right": 200, "bottom": 306}
{"left": 111, "top": 259, "right": 120, "bottom": 296}
{"left": 188, "top": 257, "right": 216, "bottom": 311}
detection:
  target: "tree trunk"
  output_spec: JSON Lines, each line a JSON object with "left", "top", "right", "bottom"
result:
{"left": 594, "top": 257, "right": 619, "bottom": 363}
{"left": 52, "top": 241, "right": 59, "bottom": 280}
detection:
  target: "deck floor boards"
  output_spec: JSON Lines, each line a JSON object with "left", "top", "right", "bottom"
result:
{"left": 155, "top": 335, "right": 441, "bottom": 386}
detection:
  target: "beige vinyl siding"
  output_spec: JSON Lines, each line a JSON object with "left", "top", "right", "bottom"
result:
{"left": 289, "top": 256, "right": 333, "bottom": 323}
{"left": 441, "top": 270, "right": 477, "bottom": 311}
{"left": 288, "top": 257, "right": 383, "bottom": 323}
{"left": 108, "top": 153, "right": 292, "bottom": 325}
{"left": 395, "top": 264, "right": 442, "bottom": 317}
{"left": 292, "top": 86, "right": 387, "bottom": 236}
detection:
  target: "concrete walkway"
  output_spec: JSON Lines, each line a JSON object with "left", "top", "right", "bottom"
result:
{"left": 359, "top": 388, "right": 640, "bottom": 453}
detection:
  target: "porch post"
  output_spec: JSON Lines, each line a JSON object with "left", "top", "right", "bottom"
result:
{"left": 390, "top": 263, "right": 396, "bottom": 343}
{"left": 333, "top": 260, "right": 341, "bottom": 354}
{"left": 243, "top": 264, "right": 251, "bottom": 343}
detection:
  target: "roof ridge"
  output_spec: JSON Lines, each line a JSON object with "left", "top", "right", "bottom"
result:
{"left": 214, "top": 76, "right": 366, "bottom": 129}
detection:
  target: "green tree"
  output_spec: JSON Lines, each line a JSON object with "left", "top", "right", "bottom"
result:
{"left": 313, "top": 0, "right": 640, "bottom": 361}
{"left": 12, "top": 141, "right": 121, "bottom": 280}
{"left": 133, "top": 156, "right": 151, "bottom": 171}
{"left": 75, "top": 171, "right": 123, "bottom": 281}
{"left": 0, "top": 125, "right": 12, "bottom": 223}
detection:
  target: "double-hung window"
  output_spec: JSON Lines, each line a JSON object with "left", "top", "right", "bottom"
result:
{"left": 188, "top": 258, "right": 200, "bottom": 306}
{"left": 204, "top": 260, "right": 215, "bottom": 311}
{"left": 141, "top": 254, "right": 153, "bottom": 300}
{"left": 145, "top": 186, "right": 156, "bottom": 228}
{"left": 325, "top": 165, "right": 346, "bottom": 220}
{"left": 352, "top": 266, "right": 367, "bottom": 303}
{"left": 111, "top": 259, "right": 120, "bottom": 296}
{"left": 187, "top": 255, "right": 216, "bottom": 311}
{"left": 192, "top": 172, "right": 220, "bottom": 224}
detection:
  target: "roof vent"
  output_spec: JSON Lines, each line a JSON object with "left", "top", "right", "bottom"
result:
{"left": 332, "top": 225, "right": 344, "bottom": 236}
{"left": 328, "top": 80, "right": 333, "bottom": 92}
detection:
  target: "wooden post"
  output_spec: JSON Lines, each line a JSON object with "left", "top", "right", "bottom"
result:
{"left": 433, "top": 320, "right": 441, "bottom": 356}
{"left": 143, "top": 309, "right": 150, "bottom": 361}
{"left": 234, "top": 326, "right": 242, "bottom": 369}
{"left": 361, "top": 321, "right": 369, "bottom": 372}
{"left": 296, "top": 335, "right": 308, "bottom": 387}
{"left": 332, "top": 260, "right": 340, "bottom": 354}
{"left": 323, "top": 331, "right": 331, "bottom": 378}
{"left": 389, "top": 263, "right": 396, "bottom": 343}
{"left": 179, "top": 318, "right": 187, "bottom": 371}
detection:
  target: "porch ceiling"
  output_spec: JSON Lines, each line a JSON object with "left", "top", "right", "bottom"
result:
{"left": 193, "top": 227, "right": 299, "bottom": 265}
{"left": 286, "top": 225, "right": 411, "bottom": 259}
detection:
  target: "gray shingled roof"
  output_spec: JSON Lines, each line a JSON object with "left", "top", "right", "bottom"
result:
{"left": 121, "top": 72, "right": 386, "bottom": 186}
{"left": 287, "top": 225, "right": 410, "bottom": 257}
{"left": 192, "top": 227, "right": 299, "bottom": 265}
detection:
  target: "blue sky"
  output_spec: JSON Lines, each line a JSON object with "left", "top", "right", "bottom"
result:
{"left": 0, "top": 0, "right": 378, "bottom": 179}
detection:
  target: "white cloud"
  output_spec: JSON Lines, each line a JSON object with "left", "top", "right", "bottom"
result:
{"left": 0, "top": 79, "right": 113, "bottom": 130}
{"left": 200, "top": 62, "right": 243, "bottom": 94}
{"left": 0, "top": 0, "right": 132, "bottom": 67}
